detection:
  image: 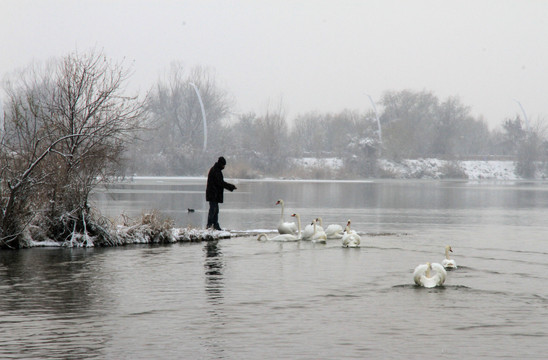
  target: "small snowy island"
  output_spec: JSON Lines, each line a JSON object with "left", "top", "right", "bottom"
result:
{"left": 29, "top": 223, "right": 232, "bottom": 248}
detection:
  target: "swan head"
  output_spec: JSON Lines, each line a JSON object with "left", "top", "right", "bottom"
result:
{"left": 343, "top": 220, "right": 352, "bottom": 232}
{"left": 445, "top": 245, "right": 453, "bottom": 259}
{"left": 276, "top": 199, "right": 283, "bottom": 206}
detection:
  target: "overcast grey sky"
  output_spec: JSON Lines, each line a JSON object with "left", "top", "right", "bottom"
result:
{"left": 1, "top": 0, "right": 547, "bottom": 128}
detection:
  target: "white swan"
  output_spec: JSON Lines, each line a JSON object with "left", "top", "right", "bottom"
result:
{"left": 413, "top": 262, "right": 447, "bottom": 288}
{"left": 341, "top": 220, "right": 360, "bottom": 247}
{"left": 258, "top": 213, "right": 301, "bottom": 241}
{"left": 312, "top": 217, "right": 325, "bottom": 233}
{"left": 442, "top": 245, "right": 457, "bottom": 269}
{"left": 301, "top": 219, "right": 315, "bottom": 240}
{"left": 302, "top": 219, "right": 327, "bottom": 243}
{"left": 344, "top": 219, "right": 358, "bottom": 235}
{"left": 316, "top": 217, "right": 343, "bottom": 239}
{"left": 275, "top": 199, "right": 298, "bottom": 235}
{"left": 311, "top": 219, "right": 327, "bottom": 243}
{"left": 301, "top": 217, "right": 322, "bottom": 240}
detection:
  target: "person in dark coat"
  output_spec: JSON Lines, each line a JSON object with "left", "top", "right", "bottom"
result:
{"left": 206, "top": 156, "right": 237, "bottom": 230}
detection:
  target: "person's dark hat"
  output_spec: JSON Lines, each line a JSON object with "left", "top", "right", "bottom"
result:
{"left": 218, "top": 156, "right": 226, "bottom": 165}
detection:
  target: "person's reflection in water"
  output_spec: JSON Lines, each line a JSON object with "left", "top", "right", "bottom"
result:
{"left": 202, "top": 240, "right": 227, "bottom": 358}
{"left": 203, "top": 240, "right": 224, "bottom": 305}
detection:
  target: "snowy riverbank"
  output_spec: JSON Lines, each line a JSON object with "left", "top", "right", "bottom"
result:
{"left": 379, "top": 159, "right": 520, "bottom": 180}
{"left": 294, "top": 158, "right": 526, "bottom": 180}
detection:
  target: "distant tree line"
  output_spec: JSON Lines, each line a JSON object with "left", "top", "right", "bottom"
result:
{"left": 127, "top": 64, "right": 548, "bottom": 179}
{"left": 2, "top": 51, "right": 547, "bottom": 247}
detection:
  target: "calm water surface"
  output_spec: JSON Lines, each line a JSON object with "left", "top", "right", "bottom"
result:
{"left": 1, "top": 178, "right": 547, "bottom": 359}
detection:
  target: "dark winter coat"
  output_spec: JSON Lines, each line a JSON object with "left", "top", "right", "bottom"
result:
{"left": 206, "top": 161, "right": 236, "bottom": 203}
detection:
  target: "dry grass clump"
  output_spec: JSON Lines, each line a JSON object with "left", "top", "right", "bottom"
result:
{"left": 113, "top": 210, "right": 176, "bottom": 245}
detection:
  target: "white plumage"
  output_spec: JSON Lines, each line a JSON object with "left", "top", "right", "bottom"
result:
{"left": 258, "top": 213, "right": 301, "bottom": 241}
{"left": 301, "top": 219, "right": 315, "bottom": 240}
{"left": 442, "top": 245, "right": 457, "bottom": 269}
{"left": 316, "top": 217, "right": 344, "bottom": 239}
{"left": 413, "top": 262, "right": 447, "bottom": 288}
{"left": 341, "top": 220, "right": 360, "bottom": 247}
{"left": 311, "top": 219, "right": 327, "bottom": 243}
{"left": 275, "top": 199, "right": 298, "bottom": 235}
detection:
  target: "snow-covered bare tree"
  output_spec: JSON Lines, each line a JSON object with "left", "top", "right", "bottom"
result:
{"left": 1, "top": 50, "right": 145, "bottom": 248}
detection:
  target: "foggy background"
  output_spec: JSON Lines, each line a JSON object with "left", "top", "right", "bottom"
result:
{"left": 1, "top": 0, "right": 547, "bottom": 129}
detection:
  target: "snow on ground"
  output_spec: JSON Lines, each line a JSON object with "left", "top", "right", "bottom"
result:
{"left": 293, "top": 157, "right": 344, "bottom": 169}
{"left": 378, "top": 159, "right": 520, "bottom": 180}
{"left": 293, "top": 157, "right": 525, "bottom": 180}
{"left": 28, "top": 226, "right": 232, "bottom": 248}
{"left": 378, "top": 158, "right": 447, "bottom": 179}
{"left": 171, "top": 227, "right": 231, "bottom": 241}
{"left": 459, "top": 160, "right": 518, "bottom": 180}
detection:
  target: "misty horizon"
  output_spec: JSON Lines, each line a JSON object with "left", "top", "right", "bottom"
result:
{"left": 2, "top": 0, "right": 547, "bottom": 130}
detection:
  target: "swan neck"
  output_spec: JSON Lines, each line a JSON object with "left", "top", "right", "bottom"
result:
{"left": 295, "top": 214, "right": 301, "bottom": 236}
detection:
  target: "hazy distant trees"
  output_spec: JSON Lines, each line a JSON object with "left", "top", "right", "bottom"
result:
{"left": 501, "top": 116, "right": 548, "bottom": 178}
{"left": 132, "top": 63, "right": 232, "bottom": 175}
{"left": 120, "top": 65, "right": 548, "bottom": 180}
{"left": 380, "top": 90, "right": 492, "bottom": 159}
{"left": 293, "top": 110, "right": 375, "bottom": 157}
{"left": 292, "top": 110, "right": 381, "bottom": 176}
{"left": 380, "top": 90, "right": 438, "bottom": 159}
{"left": 501, "top": 117, "right": 527, "bottom": 156}
{"left": 228, "top": 106, "right": 291, "bottom": 175}
{"left": 131, "top": 86, "right": 522, "bottom": 178}
{"left": 293, "top": 112, "right": 327, "bottom": 157}
{"left": 0, "top": 50, "right": 145, "bottom": 248}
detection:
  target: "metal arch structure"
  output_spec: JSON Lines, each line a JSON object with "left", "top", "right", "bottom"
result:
{"left": 189, "top": 82, "right": 207, "bottom": 152}
{"left": 367, "top": 94, "right": 382, "bottom": 146}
